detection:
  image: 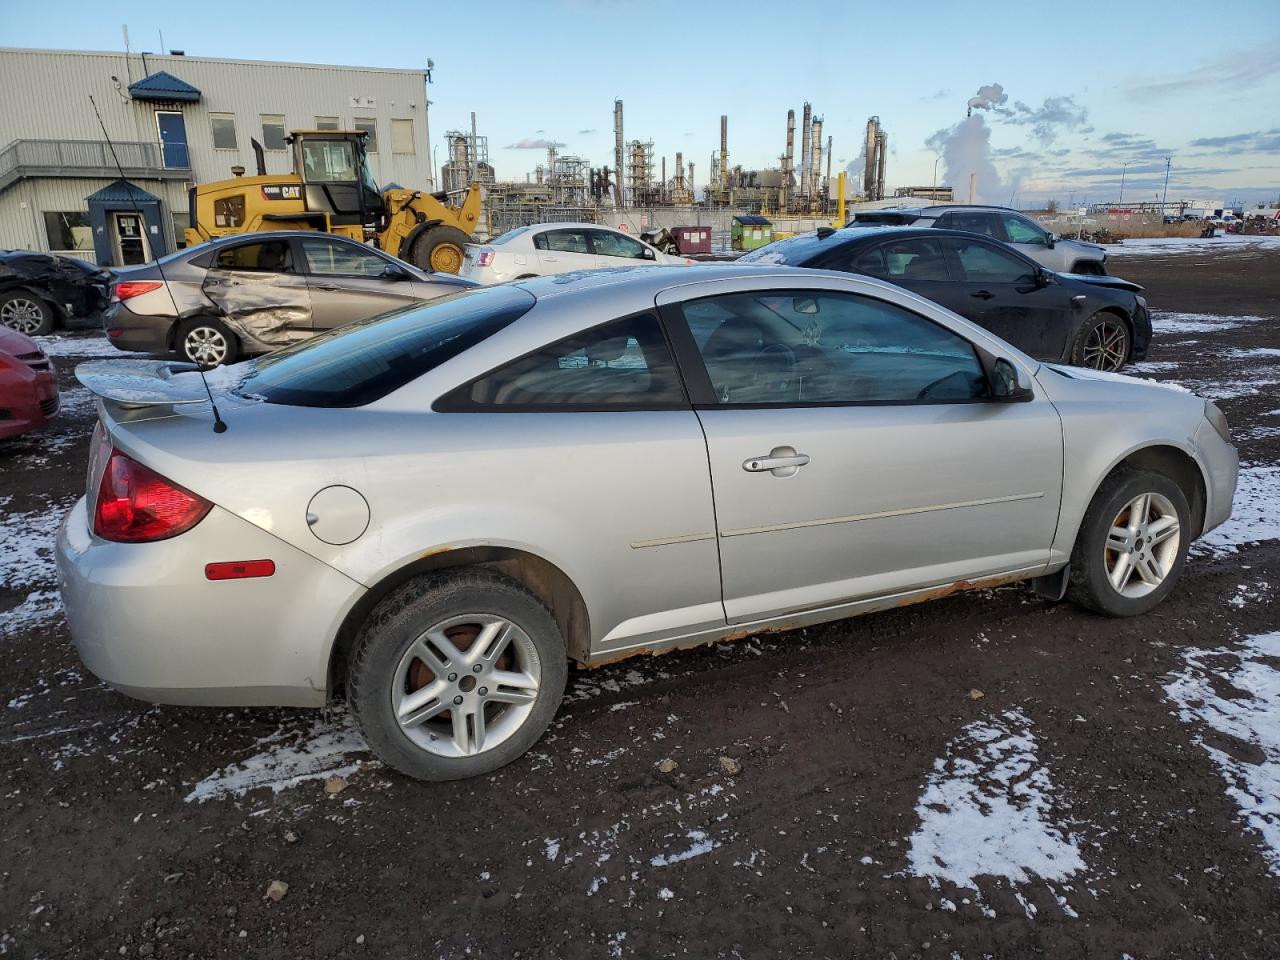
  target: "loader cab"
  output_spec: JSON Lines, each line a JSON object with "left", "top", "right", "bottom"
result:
{"left": 288, "top": 131, "right": 386, "bottom": 227}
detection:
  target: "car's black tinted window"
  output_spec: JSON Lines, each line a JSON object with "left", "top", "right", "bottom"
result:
{"left": 442, "top": 313, "right": 685, "bottom": 410}
{"left": 682, "top": 291, "right": 988, "bottom": 405}
{"left": 935, "top": 211, "right": 1001, "bottom": 238}
{"left": 240, "top": 286, "right": 534, "bottom": 408}
{"left": 945, "top": 238, "right": 1037, "bottom": 283}
{"left": 213, "top": 240, "right": 293, "bottom": 272}
{"left": 847, "top": 238, "right": 949, "bottom": 281}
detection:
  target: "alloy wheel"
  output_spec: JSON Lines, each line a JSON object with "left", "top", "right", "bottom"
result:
{"left": 183, "top": 326, "right": 229, "bottom": 366}
{"left": 392, "top": 614, "right": 541, "bottom": 758}
{"left": 1, "top": 297, "right": 46, "bottom": 335}
{"left": 1081, "top": 319, "right": 1129, "bottom": 371}
{"left": 1103, "top": 492, "right": 1181, "bottom": 598}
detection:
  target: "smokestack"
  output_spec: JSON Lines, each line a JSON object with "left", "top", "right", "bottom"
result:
{"left": 783, "top": 109, "right": 795, "bottom": 210}
{"left": 875, "top": 131, "right": 887, "bottom": 202}
{"left": 864, "top": 117, "right": 878, "bottom": 198}
{"left": 810, "top": 117, "right": 823, "bottom": 207}
{"left": 720, "top": 114, "right": 729, "bottom": 192}
{"left": 688, "top": 161, "right": 695, "bottom": 201}
{"left": 800, "top": 102, "right": 812, "bottom": 200}
{"left": 825, "top": 134, "right": 832, "bottom": 199}
{"left": 469, "top": 111, "right": 478, "bottom": 184}
{"left": 969, "top": 172, "right": 976, "bottom": 204}
{"left": 661, "top": 156, "right": 666, "bottom": 201}
{"left": 613, "top": 99, "right": 625, "bottom": 207}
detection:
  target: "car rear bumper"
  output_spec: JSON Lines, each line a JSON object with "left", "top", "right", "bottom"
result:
{"left": 0, "top": 366, "right": 57, "bottom": 439}
{"left": 103, "top": 301, "right": 172, "bottom": 353}
{"left": 56, "top": 498, "right": 366, "bottom": 707}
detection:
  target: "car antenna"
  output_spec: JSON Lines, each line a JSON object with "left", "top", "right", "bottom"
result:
{"left": 88, "top": 94, "right": 227, "bottom": 433}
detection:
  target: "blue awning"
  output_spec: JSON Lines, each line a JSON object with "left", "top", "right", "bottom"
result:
{"left": 85, "top": 179, "right": 163, "bottom": 205}
{"left": 128, "top": 70, "right": 201, "bottom": 103}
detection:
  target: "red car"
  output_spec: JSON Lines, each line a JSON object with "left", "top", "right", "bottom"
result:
{"left": 0, "top": 326, "right": 58, "bottom": 439}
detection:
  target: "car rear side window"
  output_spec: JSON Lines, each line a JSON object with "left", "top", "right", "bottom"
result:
{"left": 845, "top": 238, "right": 949, "bottom": 281}
{"left": 437, "top": 313, "right": 686, "bottom": 411}
{"left": 935, "top": 211, "right": 1001, "bottom": 238}
{"left": 533, "top": 230, "right": 590, "bottom": 254}
{"left": 238, "top": 286, "right": 534, "bottom": 408}
{"left": 213, "top": 240, "right": 293, "bottom": 273}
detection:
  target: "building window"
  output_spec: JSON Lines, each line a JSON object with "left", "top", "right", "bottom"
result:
{"left": 261, "top": 114, "right": 287, "bottom": 151}
{"left": 315, "top": 116, "right": 340, "bottom": 131}
{"left": 43, "top": 212, "right": 92, "bottom": 251}
{"left": 210, "top": 113, "right": 238, "bottom": 150}
{"left": 391, "top": 119, "right": 415, "bottom": 155}
{"left": 353, "top": 117, "right": 377, "bottom": 153}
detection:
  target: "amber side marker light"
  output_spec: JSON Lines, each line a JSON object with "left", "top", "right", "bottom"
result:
{"left": 205, "top": 560, "right": 276, "bottom": 581}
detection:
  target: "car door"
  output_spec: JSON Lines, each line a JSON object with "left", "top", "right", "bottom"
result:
{"left": 658, "top": 278, "right": 1063, "bottom": 624}
{"left": 835, "top": 236, "right": 971, "bottom": 314}
{"left": 298, "top": 237, "right": 421, "bottom": 330}
{"left": 434, "top": 310, "right": 723, "bottom": 659}
{"left": 588, "top": 228, "right": 658, "bottom": 268}
{"left": 937, "top": 236, "right": 1074, "bottom": 360}
{"left": 531, "top": 228, "right": 595, "bottom": 275}
{"left": 201, "top": 238, "right": 312, "bottom": 347}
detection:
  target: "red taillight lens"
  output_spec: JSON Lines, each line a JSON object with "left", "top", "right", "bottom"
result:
{"left": 93, "top": 448, "right": 213, "bottom": 543}
{"left": 112, "top": 280, "right": 163, "bottom": 302}
{"left": 477, "top": 249, "right": 495, "bottom": 267}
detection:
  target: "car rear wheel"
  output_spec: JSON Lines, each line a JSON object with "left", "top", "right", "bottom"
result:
{"left": 0, "top": 291, "right": 54, "bottom": 335}
{"left": 177, "top": 317, "right": 239, "bottom": 368}
{"left": 408, "top": 226, "right": 471, "bottom": 275}
{"left": 348, "top": 570, "right": 568, "bottom": 781}
{"left": 1066, "top": 468, "right": 1190, "bottom": 617}
{"left": 1071, "top": 312, "right": 1130, "bottom": 371}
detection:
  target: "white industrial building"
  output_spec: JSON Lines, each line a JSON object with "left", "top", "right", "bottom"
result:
{"left": 0, "top": 47, "right": 435, "bottom": 266}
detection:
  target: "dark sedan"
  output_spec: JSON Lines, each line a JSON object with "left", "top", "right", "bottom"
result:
{"left": 740, "top": 226, "right": 1150, "bottom": 370}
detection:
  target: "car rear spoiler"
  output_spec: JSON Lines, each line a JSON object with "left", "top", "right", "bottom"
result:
{"left": 75, "top": 359, "right": 232, "bottom": 407}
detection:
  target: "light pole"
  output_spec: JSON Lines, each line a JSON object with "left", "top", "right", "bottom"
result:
{"left": 1118, "top": 162, "right": 1129, "bottom": 205}
{"left": 931, "top": 154, "right": 942, "bottom": 199}
{"left": 1161, "top": 156, "right": 1172, "bottom": 215}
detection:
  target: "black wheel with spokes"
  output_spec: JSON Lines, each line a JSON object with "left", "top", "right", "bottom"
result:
{"left": 1072, "top": 312, "right": 1130, "bottom": 371}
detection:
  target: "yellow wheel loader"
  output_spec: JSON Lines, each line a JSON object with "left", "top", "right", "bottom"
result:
{"left": 183, "top": 130, "right": 480, "bottom": 274}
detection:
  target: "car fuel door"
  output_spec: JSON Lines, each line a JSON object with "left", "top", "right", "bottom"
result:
{"left": 201, "top": 238, "right": 312, "bottom": 347}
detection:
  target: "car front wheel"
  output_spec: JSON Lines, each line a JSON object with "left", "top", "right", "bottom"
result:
{"left": 1071, "top": 312, "right": 1130, "bottom": 371}
{"left": 1066, "top": 468, "right": 1191, "bottom": 616}
{"left": 0, "top": 291, "right": 54, "bottom": 335}
{"left": 349, "top": 571, "right": 568, "bottom": 781}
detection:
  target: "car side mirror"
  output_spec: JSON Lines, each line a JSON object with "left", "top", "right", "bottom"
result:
{"left": 1035, "top": 268, "right": 1056, "bottom": 287}
{"left": 382, "top": 263, "right": 410, "bottom": 280}
{"left": 1045, "top": 231, "right": 1056, "bottom": 249}
{"left": 642, "top": 247, "right": 657, "bottom": 261}
{"left": 984, "top": 353, "right": 1035, "bottom": 402}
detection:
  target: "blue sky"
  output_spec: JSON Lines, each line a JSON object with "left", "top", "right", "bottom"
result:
{"left": 5, "top": 0, "right": 1279, "bottom": 206}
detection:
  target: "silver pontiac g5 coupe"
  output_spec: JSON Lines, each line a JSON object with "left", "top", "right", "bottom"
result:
{"left": 57, "top": 265, "right": 1238, "bottom": 781}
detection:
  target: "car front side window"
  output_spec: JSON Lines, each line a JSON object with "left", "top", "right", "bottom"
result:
{"left": 1001, "top": 213, "right": 1048, "bottom": 245}
{"left": 944, "top": 239, "right": 1038, "bottom": 284}
{"left": 590, "top": 230, "right": 648, "bottom": 259}
{"left": 680, "top": 291, "right": 989, "bottom": 405}
{"left": 439, "top": 313, "right": 686, "bottom": 410}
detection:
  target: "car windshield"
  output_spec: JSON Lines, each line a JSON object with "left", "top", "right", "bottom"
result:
{"left": 489, "top": 226, "right": 530, "bottom": 245}
{"left": 237, "top": 286, "right": 535, "bottom": 407}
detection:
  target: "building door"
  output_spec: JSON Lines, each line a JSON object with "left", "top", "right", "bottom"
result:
{"left": 113, "top": 213, "right": 149, "bottom": 265}
{"left": 155, "top": 111, "right": 190, "bottom": 168}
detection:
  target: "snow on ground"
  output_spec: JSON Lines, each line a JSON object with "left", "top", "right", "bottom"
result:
{"left": 1106, "top": 235, "right": 1280, "bottom": 257}
{"left": 184, "top": 710, "right": 371, "bottom": 802}
{"left": 1149, "top": 312, "right": 1263, "bottom": 336}
{"left": 34, "top": 334, "right": 146, "bottom": 358}
{"left": 906, "top": 709, "right": 1086, "bottom": 892}
{"left": 1198, "top": 465, "right": 1280, "bottom": 555}
{"left": 0, "top": 497, "right": 73, "bottom": 641}
{"left": 1166, "top": 632, "right": 1280, "bottom": 876}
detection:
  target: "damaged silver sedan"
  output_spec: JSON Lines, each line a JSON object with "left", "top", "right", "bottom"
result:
{"left": 103, "top": 231, "right": 477, "bottom": 366}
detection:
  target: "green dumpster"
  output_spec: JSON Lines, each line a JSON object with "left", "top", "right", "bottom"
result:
{"left": 731, "top": 214, "right": 774, "bottom": 252}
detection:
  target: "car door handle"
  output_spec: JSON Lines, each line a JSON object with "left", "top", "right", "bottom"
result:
{"left": 970, "top": 290, "right": 994, "bottom": 300}
{"left": 743, "top": 451, "right": 810, "bottom": 475}
{"left": 315, "top": 283, "right": 341, "bottom": 292}
{"left": 542, "top": 256, "right": 558, "bottom": 262}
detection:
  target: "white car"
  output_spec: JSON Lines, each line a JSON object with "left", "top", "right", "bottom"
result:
{"left": 461, "top": 223, "right": 693, "bottom": 284}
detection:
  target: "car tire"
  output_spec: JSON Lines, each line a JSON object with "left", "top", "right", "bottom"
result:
{"left": 176, "top": 317, "right": 239, "bottom": 368}
{"left": 408, "top": 226, "right": 471, "bottom": 275}
{"left": 0, "top": 290, "right": 55, "bottom": 335}
{"left": 1070, "top": 260, "right": 1106, "bottom": 276}
{"left": 1065, "top": 468, "right": 1191, "bottom": 617}
{"left": 348, "top": 570, "right": 568, "bottom": 781}
{"left": 1070, "top": 311, "right": 1130, "bottom": 371}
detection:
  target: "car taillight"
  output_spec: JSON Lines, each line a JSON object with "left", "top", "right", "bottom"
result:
{"left": 112, "top": 280, "right": 163, "bottom": 302}
{"left": 477, "top": 249, "right": 495, "bottom": 267}
{"left": 93, "top": 448, "right": 213, "bottom": 543}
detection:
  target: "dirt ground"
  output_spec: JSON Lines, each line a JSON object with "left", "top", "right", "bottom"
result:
{"left": 2, "top": 243, "right": 1278, "bottom": 959}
